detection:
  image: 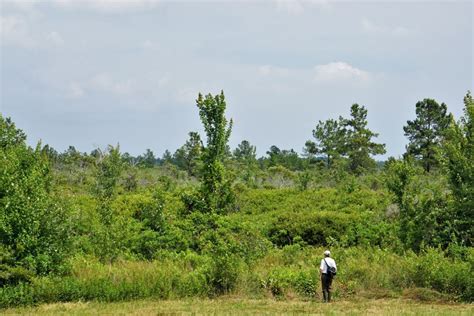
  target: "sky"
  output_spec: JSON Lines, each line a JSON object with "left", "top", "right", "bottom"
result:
{"left": 1, "top": 0, "right": 472, "bottom": 159}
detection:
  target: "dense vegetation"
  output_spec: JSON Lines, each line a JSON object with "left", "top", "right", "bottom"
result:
{"left": 0, "top": 91, "right": 473, "bottom": 307}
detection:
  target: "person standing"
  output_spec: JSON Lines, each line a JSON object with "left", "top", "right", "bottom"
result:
{"left": 320, "top": 250, "right": 337, "bottom": 302}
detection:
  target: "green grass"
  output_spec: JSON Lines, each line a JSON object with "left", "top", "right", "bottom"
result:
{"left": 3, "top": 298, "right": 473, "bottom": 315}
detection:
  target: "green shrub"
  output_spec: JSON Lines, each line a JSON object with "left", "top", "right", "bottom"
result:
{"left": 408, "top": 248, "right": 473, "bottom": 301}
{"left": 0, "top": 283, "right": 35, "bottom": 307}
{"left": 0, "top": 265, "right": 34, "bottom": 287}
{"left": 268, "top": 211, "right": 360, "bottom": 247}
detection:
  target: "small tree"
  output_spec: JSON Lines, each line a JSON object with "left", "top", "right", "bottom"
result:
{"left": 266, "top": 145, "right": 282, "bottom": 167}
{"left": 233, "top": 140, "right": 256, "bottom": 163}
{"left": 161, "top": 150, "right": 173, "bottom": 164}
{"left": 138, "top": 149, "right": 157, "bottom": 168}
{"left": 265, "top": 145, "right": 303, "bottom": 170}
{"left": 93, "top": 145, "right": 123, "bottom": 203}
{"left": 196, "top": 91, "right": 234, "bottom": 213}
{"left": 91, "top": 145, "right": 126, "bottom": 261}
{"left": 233, "top": 140, "right": 258, "bottom": 186}
{"left": 404, "top": 98, "right": 451, "bottom": 172}
{"left": 173, "top": 131, "right": 202, "bottom": 176}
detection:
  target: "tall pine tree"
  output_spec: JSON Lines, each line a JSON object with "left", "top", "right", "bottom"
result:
{"left": 343, "top": 104, "right": 386, "bottom": 173}
{"left": 403, "top": 98, "right": 451, "bottom": 172}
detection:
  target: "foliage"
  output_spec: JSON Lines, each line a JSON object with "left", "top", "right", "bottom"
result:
{"left": 1, "top": 90, "right": 473, "bottom": 308}
{"left": 196, "top": 91, "right": 234, "bottom": 213}
{"left": 137, "top": 149, "right": 158, "bottom": 168}
{"left": 264, "top": 145, "right": 305, "bottom": 171}
{"left": 173, "top": 132, "right": 202, "bottom": 177}
{"left": 385, "top": 158, "right": 457, "bottom": 251}
{"left": 296, "top": 170, "right": 312, "bottom": 191}
{"left": 305, "top": 118, "right": 345, "bottom": 168}
{"left": 265, "top": 165, "right": 295, "bottom": 188}
{"left": 0, "top": 116, "right": 70, "bottom": 275}
{"left": 442, "top": 91, "right": 474, "bottom": 246}
{"left": 93, "top": 145, "right": 124, "bottom": 201}
{"left": 233, "top": 140, "right": 257, "bottom": 163}
{"left": 343, "top": 104, "right": 386, "bottom": 174}
{"left": 1, "top": 247, "right": 471, "bottom": 308}
{"left": 404, "top": 98, "right": 451, "bottom": 172}
{"left": 306, "top": 104, "right": 385, "bottom": 174}
{"left": 0, "top": 245, "right": 34, "bottom": 287}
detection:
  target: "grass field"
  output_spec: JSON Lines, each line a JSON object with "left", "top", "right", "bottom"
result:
{"left": 3, "top": 298, "right": 473, "bottom": 315}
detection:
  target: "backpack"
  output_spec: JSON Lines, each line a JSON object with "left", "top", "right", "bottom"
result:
{"left": 324, "top": 258, "right": 336, "bottom": 276}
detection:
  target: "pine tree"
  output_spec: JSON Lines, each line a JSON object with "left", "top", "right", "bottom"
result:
{"left": 343, "top": 104, "right": 386, "bottom": 173}
{"left": 305, "top": 118, "right": 345, "bottom": 168}
{"left": 174, "top": 131, "right": 202, "bottom": 176}
{"left": 233, "top": 140, "right": 256, "bottom": 163}
{"left": 403, "top": 98, "right": 451, "bottom": 172}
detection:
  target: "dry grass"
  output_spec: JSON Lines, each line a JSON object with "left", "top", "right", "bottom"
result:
{"left": 3, "top": 298, "right": 473, "bottom": 315}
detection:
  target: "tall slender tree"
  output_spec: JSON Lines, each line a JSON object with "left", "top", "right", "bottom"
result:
{"left": 196, "top": 91, "right": 234, "bottom": 213}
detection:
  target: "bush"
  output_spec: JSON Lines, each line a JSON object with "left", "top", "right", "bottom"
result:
{"left": 407, "top": 248, "right": 473, "bottom": 301}
{"left": 0, "top": 265, "right": 34, "bottom": 287}
{"left": 268, "top": 211, "right": 361, "bottom": 247}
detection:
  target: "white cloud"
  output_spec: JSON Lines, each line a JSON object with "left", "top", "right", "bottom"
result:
{"left": 313, "top": 62, "right": 370, "bottom": 83}
{"left": 0, "top": 15, "right": 35, "bottom": 48}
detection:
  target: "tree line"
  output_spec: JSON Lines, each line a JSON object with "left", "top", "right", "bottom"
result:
{"left": 38, "top": 94, "right": 458, "bottom": 177}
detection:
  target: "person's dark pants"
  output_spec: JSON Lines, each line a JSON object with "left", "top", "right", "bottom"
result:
{"left": 321, "top": 273, "right": 333, "bottom": 302}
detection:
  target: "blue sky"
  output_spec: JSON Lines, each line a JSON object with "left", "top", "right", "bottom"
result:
{"left": 1, "top": 0, "right": 472, "bottom": 158}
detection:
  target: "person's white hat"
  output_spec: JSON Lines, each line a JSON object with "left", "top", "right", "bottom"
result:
{"left": 324, "top": 250, "right": 331, "bottom": 256}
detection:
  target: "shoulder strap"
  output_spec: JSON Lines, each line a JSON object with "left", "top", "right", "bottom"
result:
{"left": 323, "top": 258, "right": 330, "bottom": 269}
